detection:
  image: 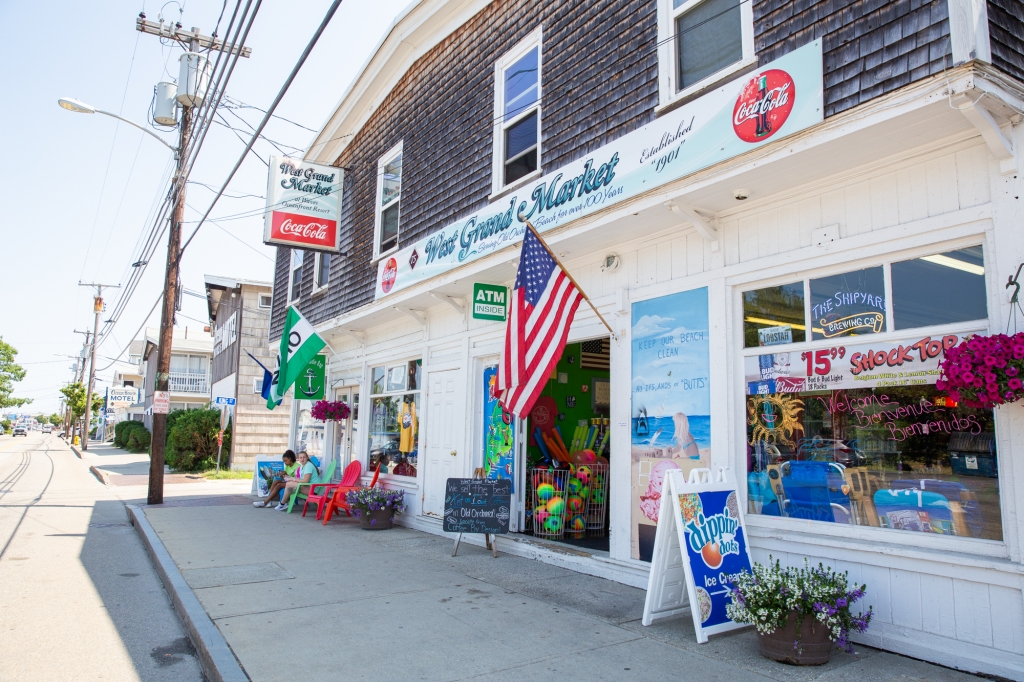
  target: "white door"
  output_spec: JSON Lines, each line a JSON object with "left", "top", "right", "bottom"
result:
{"left": 331, "top": 388, "right": 359, "bottom": 481}
{"left": 422, "top": 369, "right": 461, "bottom": 517}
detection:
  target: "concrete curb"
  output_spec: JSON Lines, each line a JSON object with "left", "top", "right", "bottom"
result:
{"left": 88, "top": 466, "right": 110, "bottom": 486}
{"left": 71, "top": 444, "right": 84, "bottom": 459}
{"left": 126, "top": 504, "right": 250, "bottom": 682}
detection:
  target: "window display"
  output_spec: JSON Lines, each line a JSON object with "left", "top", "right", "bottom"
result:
{"left": 743, "top": 283, "right": 806, "bottom": 348}
{"left": 809, "top": 267, "right": 886, "bottom": 340}
{"left": 744, "top": 336, "right": 1001, "bottom": 541}
{"left": 368, "top": 360, "right": 421, "bottom": 477}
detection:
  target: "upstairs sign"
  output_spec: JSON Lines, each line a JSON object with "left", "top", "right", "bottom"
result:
{"left": 263, "top": 155, "right": 343, "bottom": 253}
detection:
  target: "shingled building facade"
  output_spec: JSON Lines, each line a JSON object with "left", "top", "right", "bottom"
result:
{"left": 269, "top": 1, "right": 1024, "bottom": 676}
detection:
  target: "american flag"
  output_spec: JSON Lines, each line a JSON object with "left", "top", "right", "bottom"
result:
{"left": 580, "top": 338, "right": 610, "bottom": 369}
{"left": 497, "top": 227, "right": 583, "bottom": 417}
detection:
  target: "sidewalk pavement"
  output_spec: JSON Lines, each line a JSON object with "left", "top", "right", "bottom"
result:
{"left": 79, "top": 442, "right": 212, "bottom": 486}
{"left": 138, "top": 497, "right": 988, "bottom": 682}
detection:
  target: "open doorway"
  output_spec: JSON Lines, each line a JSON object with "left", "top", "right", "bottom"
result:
{"left": 520, "top": 337, "right": 611, "bottom": 551}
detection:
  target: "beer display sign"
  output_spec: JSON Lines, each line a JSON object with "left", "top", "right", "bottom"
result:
{"left": 263, "top": 155, "right": 343, "bottom": 252}
{"left": 375, "top": 40, "right": 824, "bottom": 299}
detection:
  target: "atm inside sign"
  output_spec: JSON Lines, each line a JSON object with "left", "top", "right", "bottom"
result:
{"left": 473, "top": 283, "right": 508, "bottom": 321}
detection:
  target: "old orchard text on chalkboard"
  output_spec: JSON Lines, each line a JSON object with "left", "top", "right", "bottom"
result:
{"left": 443, "top": 478, "right": 511, "bottom": 534}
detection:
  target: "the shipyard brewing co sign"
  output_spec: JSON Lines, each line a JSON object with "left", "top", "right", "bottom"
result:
{"left": 263, "top": 155, "right": 343, "bottom": 252}
{"left": 375, "top": 40, "right": 824, "bottom": 299}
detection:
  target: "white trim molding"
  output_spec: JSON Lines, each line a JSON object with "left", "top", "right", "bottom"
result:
{"left": 948, "top": 0, "right": 992, "bottom": 65}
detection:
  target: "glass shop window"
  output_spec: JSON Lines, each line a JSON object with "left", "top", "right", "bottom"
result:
{"left": 891, "top": 248, "right": 987, "bottom": 330}
{"left": 367, "top": 360, "right": 422, "bottom": 478}
{"left": 743, "top": 282, "right": 806, "bottom": 348}
{"left": 745, "top": 384, "right": 1001, "bottom": 541}
{"left": 809, "top": 267, "right": 886, "bottom": 341}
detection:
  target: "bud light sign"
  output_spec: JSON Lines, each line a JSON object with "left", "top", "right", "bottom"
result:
{"left": 642, "top": 469, "right": 754, "bottom": 643}
{"left": 263, "top": 155, "right": 343, "bottom": 253}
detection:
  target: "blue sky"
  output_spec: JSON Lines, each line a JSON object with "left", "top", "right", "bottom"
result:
{"left": 0, "top": 0, "right": 407, "bottom": 412}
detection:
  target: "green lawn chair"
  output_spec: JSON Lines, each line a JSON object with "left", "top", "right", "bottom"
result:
{"left": 286, "top": 459, "right": 337, "bottom": 513}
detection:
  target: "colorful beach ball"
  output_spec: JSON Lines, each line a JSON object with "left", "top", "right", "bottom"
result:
{"left": 567, "top": 478, "right": 583, "bottom": 496}
{"left": 589, "top": 488, "right": 606, "bottom": 505}
{"left": 543, "top": 515, "right": 563, "bottom": 534}
{"left": 567, "top": 496, "right": 585, "bottom": 513}
{"left": 575, "top": 466, "right": 592, "bottom": 486}
{"left": 536, "top": 482, "right": 555, "bottom": 501}
{"left": 546, "top": 496, "right": 566, "bottom": 517}
{"left": 578, "top": 485, "right": 591, "bottom": 500}
{"left": 569, "top": 514, "right": 586, "bottom": 532}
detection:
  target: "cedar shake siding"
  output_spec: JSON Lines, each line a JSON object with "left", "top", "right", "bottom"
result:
{"left": 755, "top": 0, "right": 951, "bottom": 117}
{"left": 271, "top": 0, "right": 1018, "bottom": 339}
{"left": 989, "top": 0, "right": 1024, "bottom": 81}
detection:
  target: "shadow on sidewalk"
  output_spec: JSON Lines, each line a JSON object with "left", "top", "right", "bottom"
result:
{"left": 78, "top": 499, "right": 203, "bottom": 682}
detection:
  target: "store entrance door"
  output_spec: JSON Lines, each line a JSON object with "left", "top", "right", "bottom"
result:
{"left": 422, "top": 369, "right": 462, "bottom": 517}
{"left": 331, "top": 387, "right": 359, "bottom": 482}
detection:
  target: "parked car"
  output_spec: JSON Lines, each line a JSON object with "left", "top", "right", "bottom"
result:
{"left": 13, "top": 426, "right": 27, "bottom": 437}
{"left": 42, "top": 424, "right": 52, "bottom": 434}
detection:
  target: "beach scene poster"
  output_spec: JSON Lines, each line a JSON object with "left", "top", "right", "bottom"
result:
{"left": 630, "top": 287, "right": 712, "bottom": 561}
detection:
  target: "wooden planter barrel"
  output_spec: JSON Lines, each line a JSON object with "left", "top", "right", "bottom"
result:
{"left": 359, "top": 506, "right": 395, "bottom": 530}
{"left": 758, "top": 611, "right": 833, "bottom": 665}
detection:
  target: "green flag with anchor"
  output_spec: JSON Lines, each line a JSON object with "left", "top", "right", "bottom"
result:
{"left": 267, "top": 305, "right": 327, "bottom": 409}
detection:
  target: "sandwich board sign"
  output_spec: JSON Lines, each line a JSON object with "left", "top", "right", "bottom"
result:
{"left": 642, "top": 467, "right": 753, "bottom": 642}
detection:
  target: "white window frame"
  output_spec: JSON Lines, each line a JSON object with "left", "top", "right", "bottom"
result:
{"left": 373, "top": 140, "right": 404, "bottom": 262}
{"left": 258, "top": 293, "right": 272, "bottom": 308}
{"left": 312, "top": 251, "right": 331, "bottom": 294}
{"left": 491, "top": 27, "right": 543, "bottom": 197}
{"left": 254, "top": 377, "right": 264, "bottom": 394}
{"left": 288, "top": 249, "right": 304, "bottom": 303}
{"left": 656, "top": 0, "right": 755, "bottom": 110}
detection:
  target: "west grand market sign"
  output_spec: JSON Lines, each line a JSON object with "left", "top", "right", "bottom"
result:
{"left": 376, "top": 40, "right": 824, "bottom": 299}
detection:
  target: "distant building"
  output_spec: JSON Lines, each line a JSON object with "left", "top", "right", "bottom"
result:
{"left": 205, "top": 275, "right": 290, "bottom": 470}
{"left": 141, "top": 327, "right": 213, "bottom": 430}
{"left": 103, "top": 339, "right": 147, "bottom": 434}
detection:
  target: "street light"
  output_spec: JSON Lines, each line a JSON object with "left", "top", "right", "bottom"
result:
{"left": 57, "top": 97, "right": 178, "bottom": 154}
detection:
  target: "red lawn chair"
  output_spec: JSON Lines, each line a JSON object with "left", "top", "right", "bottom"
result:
{"left": 302, "top": 460, "right": 361, "bottom": 520}
{"left": 323, "top": 462, "right": 381, "bottom": 525}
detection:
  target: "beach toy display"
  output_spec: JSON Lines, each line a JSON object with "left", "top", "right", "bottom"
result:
{"left": 585, "top": 462, "right": 610, "bottom": 536}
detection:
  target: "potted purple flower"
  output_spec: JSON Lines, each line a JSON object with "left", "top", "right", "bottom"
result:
{"left": 726, "top": 558, "right": 872, "bottom": 665}
{"left": 345, "top": 487, "right": 406, "bottom": 530}
{"left": 310, "top": 400, "right": 351, "bottom": 422}
{"left": 937, "top": 332, "right": 1024, "bottom": 408}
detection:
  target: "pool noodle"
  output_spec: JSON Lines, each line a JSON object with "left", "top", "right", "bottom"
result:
{"left": 534, "top": 427, "right": 552, "bottom": 460}
{"left": 586, "top": 426, "right": 597, "bottom": 450}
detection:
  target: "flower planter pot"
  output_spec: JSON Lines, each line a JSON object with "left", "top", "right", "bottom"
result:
{"left": 359, "top": 506, "right": 395, "bottom": 530}
{"left": 758, "top": 611, "right": 833, "bottom": 665}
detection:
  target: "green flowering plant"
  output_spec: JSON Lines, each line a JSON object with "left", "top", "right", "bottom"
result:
{"left": 725, "top": 557, "right": 872, "bottom": 652}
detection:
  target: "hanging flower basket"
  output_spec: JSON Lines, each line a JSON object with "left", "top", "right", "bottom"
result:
{"left": 310, "top": 400, "right": 351, "bottom": 422}
{"left": 936, "top": 332, "right": 1024, "bottom": 409}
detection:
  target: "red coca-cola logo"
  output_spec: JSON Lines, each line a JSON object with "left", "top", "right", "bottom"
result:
{"left": 269, "top": 211, "right": 336, "bottom": 248}
{"left": 381, "top": 257, "right": 398, "bottom": 293}
{"left": 732, "top": 69, "right": 795, "bottom": 143}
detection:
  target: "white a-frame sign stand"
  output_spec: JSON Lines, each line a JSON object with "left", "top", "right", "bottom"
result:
{"left": 642, "top": 467, "right": 754, "bottom": 643}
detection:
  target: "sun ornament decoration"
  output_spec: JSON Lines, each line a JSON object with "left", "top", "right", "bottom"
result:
{"left": 747, "top": 393, "right": 803, "bottom": 447}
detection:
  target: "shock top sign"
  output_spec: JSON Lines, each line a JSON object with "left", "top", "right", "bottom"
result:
{"left": 263, "top": 155, "right": 343, "bottom": 252}
{"left": 375, "top": 40, "right": 824, "bottom": 299}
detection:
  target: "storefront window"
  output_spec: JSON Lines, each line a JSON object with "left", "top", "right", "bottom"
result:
{"left": 368, "top": 360, "right": 421, "bottom": 477}
{"left": 744, "top": 339, "right": 1001, "bottom": 541}
{"left": 294, "top": 401, "right": 325, "bottom": 463}
{"left": 810, "top": 267, "right": 886, "bottom": 340}
{"left": 891, "top": 248, "right": 987, "bottom": 330}
{"left": 743, "top": 282, "right": 806, "bottom": 348}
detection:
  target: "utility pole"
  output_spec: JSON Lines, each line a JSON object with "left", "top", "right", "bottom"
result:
{"left": 78, "top": 283, "right": 120, "bottom": 450}
{"left": 71, "top": 331, "right": 92, "bottom": 445}
{"left": 136, "top": 19, "right": 250, "bottom": 504}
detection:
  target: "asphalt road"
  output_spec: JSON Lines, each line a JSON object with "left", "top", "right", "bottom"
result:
{"left": 0, "top": 433, "right": 203, "bottom": 681}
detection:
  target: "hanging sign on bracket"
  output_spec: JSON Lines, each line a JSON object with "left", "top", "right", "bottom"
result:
{"left": 642, "top": 467, "right": 754, "bottom": 643}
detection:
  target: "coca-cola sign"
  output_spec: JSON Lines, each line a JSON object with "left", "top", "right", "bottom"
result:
{"left": 381, "top": 257, "right": 398, "bottom": 294}
{"left": 732, "top": 69, "right": 796, "bottom": 143}
{"left": 263, "top": 155, "right": 343, "bottom": 252}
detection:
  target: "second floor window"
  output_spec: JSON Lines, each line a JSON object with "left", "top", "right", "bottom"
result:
{"left": 289, "top": 249, "right": 303, "bottom": 302}
{"left": 314, "top": 252, "right": 330, "bottom": 291}
{"left": 658, "top": 0, "right": 753, "bottom": 105}
{"left": 375, "top": 142, "right": 403, "bottom": 259}
{"left": 493, "top": 29, "right": 542, "bottom": 192}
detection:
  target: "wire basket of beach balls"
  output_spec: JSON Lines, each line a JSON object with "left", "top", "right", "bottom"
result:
{"left": 580, "top": 463, "right": 608, "bottom": 536}
{"left": 531, "top": 467, "right": 572, "bottom": 539}
{"left": 563, "top": 465, "right": 592, "bottom": 538}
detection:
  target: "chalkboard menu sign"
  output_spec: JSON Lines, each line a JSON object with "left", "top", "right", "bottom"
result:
{"left": 443, "top": 478, "right": 511, "bottom": 534}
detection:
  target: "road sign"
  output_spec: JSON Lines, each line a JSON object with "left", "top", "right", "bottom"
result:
{"left": 472, "top": 283, "right": 508, "bottom": 321}
{"left": 153, "top": 391, "right": 170, "bottom": 415}
{"left": 214, "top": 396, "right": 236, "bottom": 405}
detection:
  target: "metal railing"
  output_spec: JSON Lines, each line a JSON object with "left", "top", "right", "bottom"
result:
{"left": 167, "top": 372, "right": 210, "bottom": 394}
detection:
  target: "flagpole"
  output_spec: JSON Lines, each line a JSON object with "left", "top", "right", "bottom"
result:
{"left": 520, "top": 217, "right": 618, "bottom": 340}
